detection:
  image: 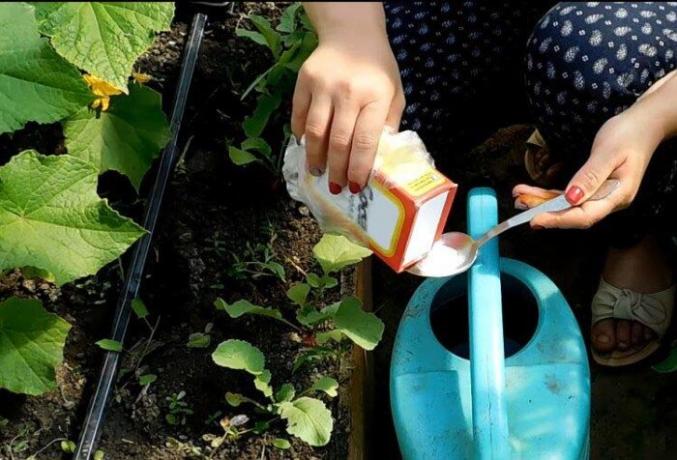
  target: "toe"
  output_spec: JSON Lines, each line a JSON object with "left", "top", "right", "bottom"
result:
{"left": 591, "top": 319, "right": 616, "bottom": 353}
{"left": 616, "top": 320, "right": 631, "bottom": 350}
{"left": 631, "top": 321, "right": 643, "bottom": 346}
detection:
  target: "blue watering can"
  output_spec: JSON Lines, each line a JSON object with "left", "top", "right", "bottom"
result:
{"left": 390, "top": 187, "right": 591, "bottom": 459}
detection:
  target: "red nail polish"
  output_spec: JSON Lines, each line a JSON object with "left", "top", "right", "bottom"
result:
{"left": 329, "top": 182, "right": 342, "bottom": 195}
{"left": 565, "top": 186, "right": 584, "bottom": 204}
{"left": 349, "top": 181, "right": 362, "bottom": 194}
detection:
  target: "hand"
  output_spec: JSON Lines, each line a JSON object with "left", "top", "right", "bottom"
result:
{"left": 514, "top": 106, "right": 666, "bottom": 229}
{"left": 291, "top": 16, "right": 405, "bottom": 194}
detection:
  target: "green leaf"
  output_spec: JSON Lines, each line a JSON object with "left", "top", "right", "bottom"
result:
{"left": 272, "top": 438, "right": 291, "bottom": 450}
{"left": 264, "top": 261, "right": 286, "bottom": 281}
{"left": 235, "top": 28, "right": 267, "bottom": 47}
{"left": 653, "top": 347, "right": 677, "bottom": 373}
{"left": 212, "top": 339, "right": 265, "bottom": 375}
{"left": 315, "top": 329, "right": 345, "bottom": 345}
{"left": 307, "top": 376, "right": 338, "bottom": 398}
{"left": 248, "top": 15, "right": 281, "bottom": 57}
{"left": 313, "top": 234, "right": 372, "bottom": 274}
{"left": 241, "top": 137, "right": 272, "bottom": 158}
{"left": 0, "top": 2, "right": 91, "bottom": 134}
{"left": 63, "top": 84, "right": 170, "bottom": 190}
{"left": 214, "top": 298, "right": 227, "bottom": 311}
{"left": 253, "top": 369, "right": 273, "bottom": 398}
{"left": 33, "top": 2, "right": 175, "bottom": 91}
{"left": 321, "top": 275, "right": 338, "bottom": 289}
{"left": 275, "top": 383, "right": 296, "bottom": 403}
{"left": 0, "top": 297, "right": 71, "bottom": 395}
{"left": 131, "top": 298, "right": 149, "bottom": 319}
{"left": 277, "top": 3, "right": 301, "bottom": 33}
{"left": 306, "top": 273, "right": 322, "bottom": 288}
{"left": 187, "top": 332, "right": 211, "bottom": 349}
{"left": 243, "top": 92, "right": 282, "bottom": 138}
{"left": 0, "top": 151, "right": 146, "bottom": 285}
{"left": 253, "top": 420, "right": 270, "bottom": 434}
{"left": 225, "top": 392, "right": 244, "bottom": 407}
{"left": 60, "top": 440, "right": 77, "bottom": 454}
{"left": 296, "top": 303, "right": 339, "bottom": 327}
{"left": 220, "top": 299, "right": 283, "bottom": 321}
{"left": 278, "top": 397, "right": 333, "bottom": 447}
{"left": 332, "top": 297, "right": 384, "bottom": 350}
{"left": 287, "top": 283, "right": 310, "bottom": 307}
{"left": 93, "top": 450, "right": 105, "bottom": 460}
{"left": 292, "top": 347, "right": 334, "bottom": 373}
{"left": 228, "top": 146, "right": 258, "bottom": 166}
{"left": 96, "top": 339, "right": 123, "bottom": 352}
{"left": 138, "top": 374, "right": 157, "bottom": 386}
{"left": 285, "top": 32, "right": 317, "bottom": 72}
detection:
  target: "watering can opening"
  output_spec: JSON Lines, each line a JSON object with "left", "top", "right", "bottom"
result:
{"left": 430, "top": 272, "right": 540, "bottom": 359}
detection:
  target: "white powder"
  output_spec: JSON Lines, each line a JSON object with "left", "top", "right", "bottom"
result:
{"left": 411, "top": 239, "right": 471, "bottom": 277}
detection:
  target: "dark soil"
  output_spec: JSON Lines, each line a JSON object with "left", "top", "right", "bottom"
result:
{"left": 1, "top": 3, "right": 350, "bottom": 460}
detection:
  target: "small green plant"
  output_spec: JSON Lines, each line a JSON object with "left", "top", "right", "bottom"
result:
{"left": 165, "top": 391, "right": 194, "bottom": 426}
{"left": 229, "top": 3, "right": 317, "bottom": 173}
{"left": 60, "top": 440, "right": 77, "bottom": 454}
{"left": 187, "top": 323, "right": 213, "bottom": 349}
{"left": 226, "top": 241, "right": 286, "bottom": 282}
{"left": 210, "top": 340, "right": 337, "bottom": 448}
{"left": 216, "top": 234, "right": 381, "bottom": 372}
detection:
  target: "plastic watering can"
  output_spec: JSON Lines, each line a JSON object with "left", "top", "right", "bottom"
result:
{"left": 390, "top": 188, "right": 591, "bottom": 459}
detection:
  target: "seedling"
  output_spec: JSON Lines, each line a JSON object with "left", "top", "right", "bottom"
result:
{"left": 211, "top": 339, "right": 338, "bottom": 448}
{"left": 187, "top": 323, "right": 213, "bottom": 349}
{"left": 216, "top": 234, "right": 382, "bottom": 372}
{"left": 226, "top": 241, "right": 286, "bottom": 282}
{"left": 166, "top": 391, "right": 194, "bottom": 426}
{"left": 230, "top": 3, "right": 317, "bottom": 174}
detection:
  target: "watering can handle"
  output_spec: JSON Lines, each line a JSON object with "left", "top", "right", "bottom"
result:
{"left": 467, "top": 188, "right": 510, "bottom": 460}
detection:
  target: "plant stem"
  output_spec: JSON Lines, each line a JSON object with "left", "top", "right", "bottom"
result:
{"left": 28, "top": 437, "right": 67, "bottom": 459}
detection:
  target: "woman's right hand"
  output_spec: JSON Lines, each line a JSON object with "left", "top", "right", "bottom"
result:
{"left": 292, "top": 3, "right": 405, "bottom": 194}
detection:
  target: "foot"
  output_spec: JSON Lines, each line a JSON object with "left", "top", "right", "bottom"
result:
{"left": 591, "top": 235, "right": 673, "bottom": 354}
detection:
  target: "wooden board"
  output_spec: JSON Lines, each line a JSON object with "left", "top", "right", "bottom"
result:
{"left": 348, "top": 258, "right": 375, "bottom": 460}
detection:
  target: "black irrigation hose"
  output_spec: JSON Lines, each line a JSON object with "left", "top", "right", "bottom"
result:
{"left": 73, "top": 13, "right": 207, "bottom": 460}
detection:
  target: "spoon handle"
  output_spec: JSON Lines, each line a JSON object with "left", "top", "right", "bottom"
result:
{"left": 475, "top": 179, "right": 620, "bottom": 248}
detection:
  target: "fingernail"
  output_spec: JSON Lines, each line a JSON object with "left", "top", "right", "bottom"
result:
{"left": 329, "top": 182, "right": 342, "bottom": 195}
{"left": 565, "top": 185, "right": 584, "bottom": 205}
{"left": 596, "top": 334, "right": 610, "bottom": 344}
{"left": 310, "top": 167, "right": 324, "bottom": 177}
{"left": 349, "top": 181, "right": 362, "bottom": 194}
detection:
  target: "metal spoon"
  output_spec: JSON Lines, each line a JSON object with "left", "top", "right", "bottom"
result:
{"left": 406, "top": 179, "right": 620, "bottom": 277}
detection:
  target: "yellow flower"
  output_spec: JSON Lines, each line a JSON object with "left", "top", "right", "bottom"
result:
{"left": 132, "top": 71, "right": 152, "bottom": 84}
{"left": 83, "top": 74, "right": 122, "bottom": 111}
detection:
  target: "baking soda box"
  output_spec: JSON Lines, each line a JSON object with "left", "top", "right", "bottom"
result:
{"left": 284, "top": 131, "right": 458, "bottom": 272}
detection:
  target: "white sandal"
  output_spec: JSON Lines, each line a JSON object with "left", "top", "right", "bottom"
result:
{"left": 591, "top": 278, "right": 675, "bottom": 367}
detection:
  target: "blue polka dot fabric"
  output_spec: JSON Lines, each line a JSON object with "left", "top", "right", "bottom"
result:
{"left": 384, "top": 1, "right": 677, "bottom": 230}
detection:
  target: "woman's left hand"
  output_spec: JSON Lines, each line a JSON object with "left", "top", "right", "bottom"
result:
{"left": 513, "top": 105, "right": 666, "bottom": 230}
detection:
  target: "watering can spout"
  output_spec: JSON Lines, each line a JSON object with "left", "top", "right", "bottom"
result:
{"left": 467, "top": 188, "right": 510, "bottom": 459}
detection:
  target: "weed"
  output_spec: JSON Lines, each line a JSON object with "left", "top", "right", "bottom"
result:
{"left": 166, "top": 391, "right": 194, "bottom": 426}
{"left": 229, "top": 3, "right": 317, "bottom": 174}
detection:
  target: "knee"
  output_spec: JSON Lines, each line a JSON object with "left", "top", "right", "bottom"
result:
{"left": 525, "top": 3, "right": 639, "bottom": 117}
{"left": 525, "top": 2, "right": 665, "bottom": 104}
